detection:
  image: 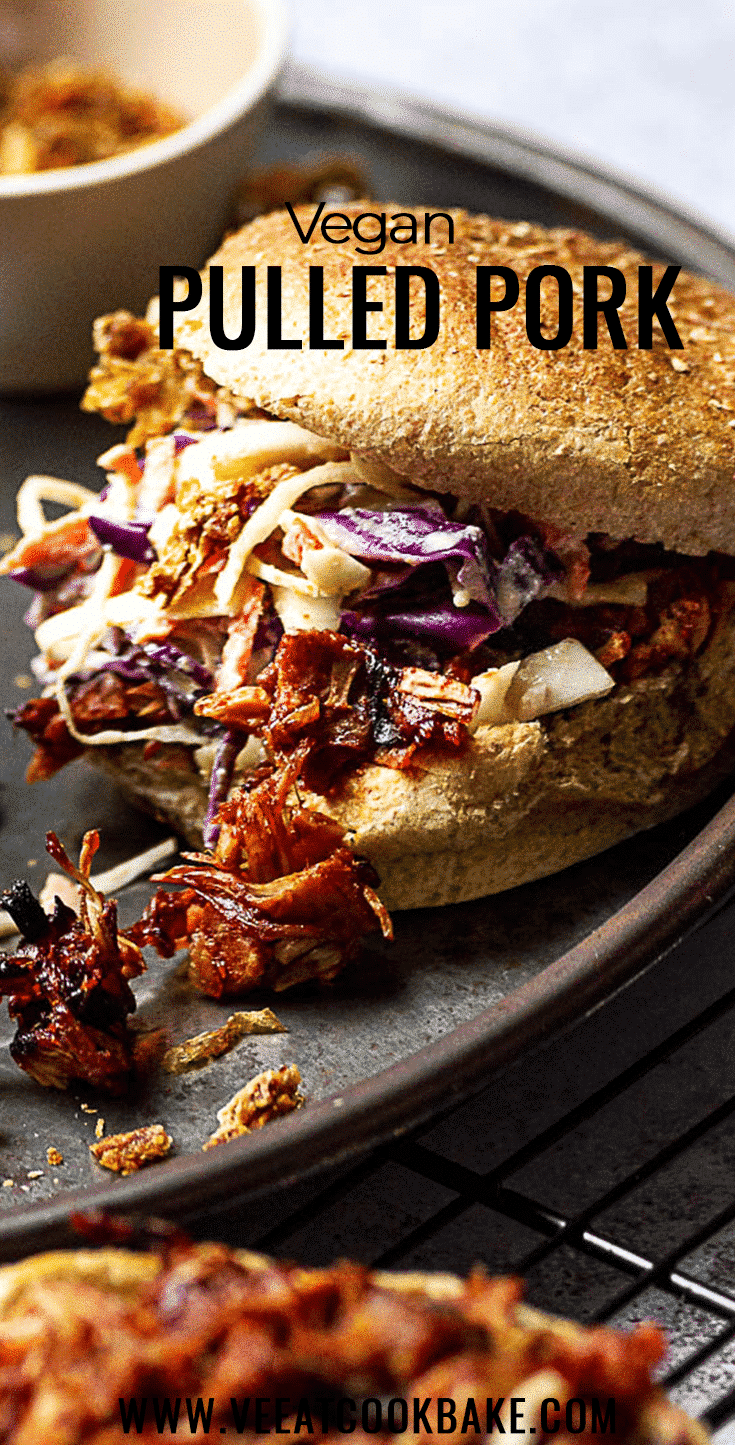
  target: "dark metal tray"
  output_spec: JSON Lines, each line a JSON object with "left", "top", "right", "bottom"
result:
{"left": 1, "top": 67, "right": 735, "bottom": 1259}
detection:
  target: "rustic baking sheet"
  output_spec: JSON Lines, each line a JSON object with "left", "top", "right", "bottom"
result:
{"left": 1, "top": 68, "right": 735, "bottom": 1256}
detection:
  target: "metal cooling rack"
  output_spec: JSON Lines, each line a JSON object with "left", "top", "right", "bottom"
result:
{"left": 201, "top": 891, "right": 735, "bottom": 1437}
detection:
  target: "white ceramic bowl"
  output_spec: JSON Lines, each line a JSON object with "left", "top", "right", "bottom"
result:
{"left": 0, "top": 0, "right": 289, "bottom": 392}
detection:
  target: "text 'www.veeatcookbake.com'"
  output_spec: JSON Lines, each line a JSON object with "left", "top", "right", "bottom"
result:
{"left": 118, "top": 1394, "right": 618, "bottom": 1436}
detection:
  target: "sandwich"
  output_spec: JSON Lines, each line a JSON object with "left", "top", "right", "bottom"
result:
{"left": 5, "top": 206, "right": 735, "bottom": 918}
{"left": 0, "top": 1231, "right": 708, "bottom": 1443}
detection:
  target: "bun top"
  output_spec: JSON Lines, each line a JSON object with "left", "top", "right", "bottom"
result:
{"left": 171, "top": 205, "right": 735, "bottom": 555}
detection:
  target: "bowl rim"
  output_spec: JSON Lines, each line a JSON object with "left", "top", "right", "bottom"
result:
{"left": 0, "top": 0, "right": 289, "bottom": 199}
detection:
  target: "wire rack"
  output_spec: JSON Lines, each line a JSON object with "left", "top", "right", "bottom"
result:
{"left": 203, "top": 894, "right": 735, "bottom": 1439}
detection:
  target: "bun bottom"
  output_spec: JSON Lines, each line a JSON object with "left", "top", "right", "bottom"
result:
{"left": 90, "top": 608, "right": 735, "bottom": 910}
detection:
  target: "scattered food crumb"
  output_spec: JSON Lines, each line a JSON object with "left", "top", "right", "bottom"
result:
{"left": 46, "top": 1146, "right": 63, "bottom": 1167}
{"left": 19, "top": 1185, "right": 30, "bottom": 1193}
{"left": 26, "top": 1170, "right": 43, "bottom": 1180}
{"left": 95, "top": 1117, "right": 105, "bottom": 1139}
{"left": 203, "top": 1064, "right": 304, "bottom": 1150}
{"left": 12, "top": 674, "right": 32, "bottom": 690}
{"left": 163, "top": 1008, "right": 287, "bottom": 1075}
{"left": 80, "top": 1104, "right": 97, "bottom": 1114}
{"left": 90, "top": 1124, "right": 172, "bottom": 1175}
{"left": 2, "top": 1179, "right": 13, "bottom": 1188}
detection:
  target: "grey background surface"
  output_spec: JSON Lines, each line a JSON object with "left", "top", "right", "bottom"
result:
{"left": 288, "top": 0, "right": 735, "bottom": 238}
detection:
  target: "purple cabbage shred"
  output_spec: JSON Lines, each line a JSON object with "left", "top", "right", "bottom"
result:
{"left": 173, "top": 433, "right": 199, "bottom": 454}
{"left": 68, "top": 640, "right": 215, "bottom": 724}
{"left": 88, "top": 515, "right": 155, "bottom": 565}
{"left": 316, "top": 503, "right": 497, "bottom": 608}
{"left": 203, "top": 731, "right": 241, "bottom": 848}
{"left": 10, "top": 564, "right": 76, "bottom": 593}
{"left": 318, "top": 504, "right": 562, "bottom": 650}
{"left": 495, "top": 536, "right": 562, "bottom": 623}
{"left": 341, "top": 598, "right": 499, "bottom": 652}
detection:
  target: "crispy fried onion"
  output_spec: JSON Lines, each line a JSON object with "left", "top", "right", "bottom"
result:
{"left": 81, "top": 312, "right": 224, "bottom": 448}
{"left": 0, "top": 831, "right": 144, "bottom": 1092}
{"left": 0, "top": 1230, "right": 691, "bottom": 1445}
{"left": 128, "top": 751, "right": 392, "bottom": 995}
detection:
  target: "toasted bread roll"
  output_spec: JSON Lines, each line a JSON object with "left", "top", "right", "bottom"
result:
{"left": 10, "top": 207, "right": 735, "bottom": 913}
{"left": 172, "top": 207, "right": 735, "bottom": 557}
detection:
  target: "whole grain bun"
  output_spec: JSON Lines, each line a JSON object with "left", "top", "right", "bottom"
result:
{"left": 92, "top": 601, "right": 735, "bottom": 910}
{"left": 0, "top": 1244, "right": 709, "bottom": 1445}
{"left": 89, "top": 208, "right": 735, "bottom": 909}
{"left": 169, "top": 206, "right": 735, "bottom": 556}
